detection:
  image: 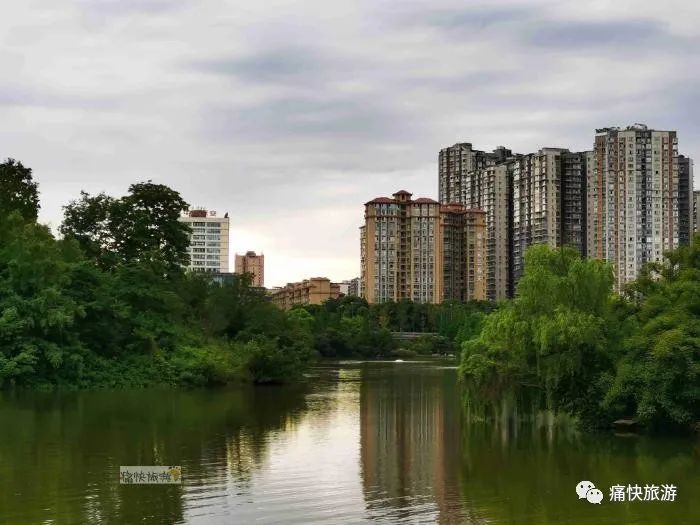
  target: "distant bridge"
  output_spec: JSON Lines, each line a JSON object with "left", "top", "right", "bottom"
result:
{"left": 390, "top": 332, "right": 439, "bottom": 341}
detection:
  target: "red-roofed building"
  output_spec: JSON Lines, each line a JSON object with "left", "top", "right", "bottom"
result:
{"left": 360, "top": 191, "right": 486, "bottom": 303}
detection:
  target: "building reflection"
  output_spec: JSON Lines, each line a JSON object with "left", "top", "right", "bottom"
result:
{"left": 359, "top": 364, "right": 463, "bottom": 523}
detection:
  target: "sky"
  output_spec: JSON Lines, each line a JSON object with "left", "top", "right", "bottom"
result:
{"left": 1, "top": 0, "right": 699, "bottom": 287}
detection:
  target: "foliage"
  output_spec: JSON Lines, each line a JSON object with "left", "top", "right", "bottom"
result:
{"left": 0, "top": 158, "right": 40, "bottom": 221}
{"left": 61, "top": 182, "right": 191, "bottom": 272}
{"left": 0, "top": 166, "right": 315, "bottom": 389}
{"left": 302, "top": 296, "right": 491, "bottom": 359}
{"left": 406, "top": 335, "right": 456, "bottom": 355}
{"left": 603, "top": 236, "right": 700, "bottom": 431}
{"left": 459, "top": 242, "right": 700, "bottom": 434}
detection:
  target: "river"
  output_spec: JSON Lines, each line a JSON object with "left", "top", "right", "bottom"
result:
{"left": 0, "top": 360, "right": 698, "bottom": 524}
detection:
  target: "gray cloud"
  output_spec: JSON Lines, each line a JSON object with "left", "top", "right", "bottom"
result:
{"left": 193, "top": 47, "right": 335, "bottom": 84}
{"left": 398, "top": 5, "right": 535, "bottom": 31}
{"left": 201, "top": 94, "right": 416, "bottom": 143}
{"left": 526, "top": 19, "right": 674, "bottom": 48}
{"left": 77, "top": 0, "right": 187, "bottom": 15}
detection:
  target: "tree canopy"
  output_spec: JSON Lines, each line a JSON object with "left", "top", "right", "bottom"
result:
{"left": 61, "top": 182, "right": 191, "bottom": 271}
{"left": 459, "top": 241, "right": 700, "bottom": 433}
{"left": 0, "top": 158, "right": 40, "bottom": 221}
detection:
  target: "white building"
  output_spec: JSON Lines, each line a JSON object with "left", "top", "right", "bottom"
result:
{"left": 178, "top": 209, "right": 230, "bottom": 273}
{"left": 590, "top": 125, "right": 680, "bottom": 289}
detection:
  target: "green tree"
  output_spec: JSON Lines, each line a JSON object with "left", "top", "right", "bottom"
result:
{"left": 459, "top": 245, "right": 618, "bottom": 423}
{"left": 0, "top": 159, "right": 40, "bottom": 221}
{"left": 59, "top": 192, "right": 117, "bottom": 267}
{"left": 604, "top": 235, "right": 700, "bottom": 431}
{"left": 0, "top": 213, "right": 85, "bottom": 386}
{"left": 61, "top": 182, "right": 190, "bottom": 271}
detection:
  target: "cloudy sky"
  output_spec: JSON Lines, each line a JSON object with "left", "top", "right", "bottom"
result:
{"left": 1, "top": 0, "right": 698, "bottom": 287}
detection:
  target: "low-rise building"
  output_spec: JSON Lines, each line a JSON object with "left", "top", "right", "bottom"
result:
{"left": 270, "top": 277, "right": 341, "bottom": 310}
{"left": 347, "top": 277, "right": 360, "bottom": 297}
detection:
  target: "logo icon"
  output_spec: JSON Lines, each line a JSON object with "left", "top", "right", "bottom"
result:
{"left": 576, "top": 480, "right": 602, "bottom": 504}
{"left": 586, "top": 488, "right": 604, "bottom": 504}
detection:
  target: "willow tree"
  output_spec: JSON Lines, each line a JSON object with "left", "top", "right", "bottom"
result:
{"left": 460, "top": 245, "right": 619, "bottom": 424}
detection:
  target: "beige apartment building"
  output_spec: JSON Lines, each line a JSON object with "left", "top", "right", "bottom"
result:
{"left": 360, "top": 190, "right": 486, "bottom": 304}
{"left": 439, "top": 204, "right": 486, "bottom": 301}
{"left": 270, "top": 278, "right": 341, "bottom": 310}
{"left": 178, "top": 209, "right": 230, "bottom": 273}
{"left": 234, "top": 251, "right": 265, "bottom": 287}
{"left": 589, "top": 125, "right": 679, "bottom": 289}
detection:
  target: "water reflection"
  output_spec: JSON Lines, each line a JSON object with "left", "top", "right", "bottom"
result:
{"left": 0, "top": 363, "right": 698, "bottom": 524}
{"left": 359, "top": 362, "right": 463, "bottom": 523}
{"left": 459, "top": 406, "right": 700, "bottom": 524}
{"left": 0, "top": 386, "right": 308, "bottom": 524}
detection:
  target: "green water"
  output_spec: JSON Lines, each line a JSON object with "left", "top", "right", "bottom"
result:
{"left": 0, "top": 360, "right": 697, "bottom": 524}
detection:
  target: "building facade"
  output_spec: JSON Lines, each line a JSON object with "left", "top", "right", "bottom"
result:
{"left": 442, "top": 162, "right": 512, "bottom": 301}
{"left": 361, "top": 191, "right": 441, "bottom": 303}
{"left": 511, "top": 148, "right": 588, "bottom": 283}
{"left": 179, "top": 209, "right": 230, "bottom": 273}
{"left": 234, "top": 251, "right": 265, "bottom": 287}
{"left": 694, "top": 190, "right": 700, "bottom": 236}
{"left": 589, "top": 125, "right": 679, "bottom": 289}
{"left": 679, "top": 155, "right": 694, "bottom": 246}
{"left": 269, "top": 278, "right": 341, "bottom": 310}
{"left": 361, "top": 191, "right": 486, "bottom": 304}
{"left": 439, "top": 140, "right": 592, "bottom": 299}
{"left": 438, "top": 143, "right": 512, "bottom": 205}
{"left": 439, "top": 204, "right": 486, "bottom": 301}
{"left": 347, "top": 277, "right": 360, "bottom": 297}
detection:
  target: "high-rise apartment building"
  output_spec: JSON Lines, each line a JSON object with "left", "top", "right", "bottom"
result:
{"left": 679, "top": 155, "right": 694, "bottom": 246}
{"left": 511, "top": 148, "right": 588, "bottom": 283}
{"left": 179, "top": 209, "right": 230, "bottom": 273}
{"left": 361, "top": 191, "right": 441, "bottom": 303}
{"left": 694, "top": 190, "right": 700, "bottom": 236}
{"left": 439, "top": 141, "right": 590, "bottom": 299}
{"left": 440, "top": 159, "right": 512, "bottom": 301}
{"left": 361, "top": 190, "right": 486, "bottom": 304}
{"left": 438, "top": 143, "right": 512, "bottom": 205}
{"left": 439, "top": 204, "right": 486, "bottom": 301}
{"left": 234, "top": 251, "right": 265, "bottom": 287}
{"left": 589, "top": 124, "right": 679, "bottom": 289}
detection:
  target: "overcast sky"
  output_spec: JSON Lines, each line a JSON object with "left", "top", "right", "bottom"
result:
{"left": 1, "top": 0, "right": 699, "bottom": 287}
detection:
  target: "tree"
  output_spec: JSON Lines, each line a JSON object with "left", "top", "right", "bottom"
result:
{"left": 60, "top": 191, "right": 116, "bottom": 267}
{"left": 61, "top": 181, "right": 190, "bottom": 271}
{"left": 604, "top": 235, "right": 700, "bottom": 430}
{"left": 110, "top": 182, "right": 191, "bottom": 271}
{"left": 0, "top": 159, "right": 40, "bottom": 221}
{"left": 459, "top": 245, "right": 618, "bottom": 422}
{"left": 0, "top": 213, "right": 85, "bottom": 386}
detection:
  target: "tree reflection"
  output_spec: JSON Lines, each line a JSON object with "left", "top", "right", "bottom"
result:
{"left": 0, "top": 385, "right": 307, "bottom": 524}
{"left": 458, "top": 395, "right": 700, "bottom": 524}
